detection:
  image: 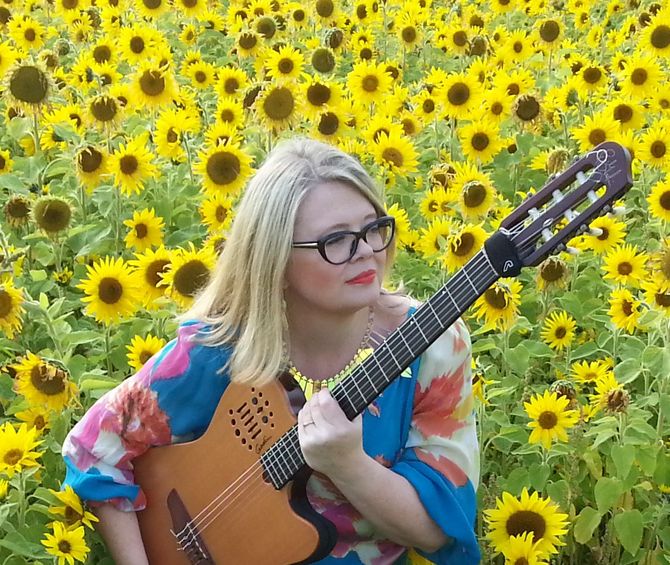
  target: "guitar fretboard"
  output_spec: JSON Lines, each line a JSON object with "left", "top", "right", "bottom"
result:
{"left": 261, "top": 248, "right": 500, "bottom": 489}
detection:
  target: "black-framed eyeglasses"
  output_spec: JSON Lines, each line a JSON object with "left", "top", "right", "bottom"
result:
{"left": 292, "top": 216, "right": 395, "bottom": 265}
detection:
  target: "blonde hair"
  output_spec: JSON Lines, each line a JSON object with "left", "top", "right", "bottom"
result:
{"left": 182, "top": 137, "right": 391, "bottom": 386}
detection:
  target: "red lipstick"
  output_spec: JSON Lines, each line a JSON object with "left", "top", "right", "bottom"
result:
{"left": 346, "top": 270, "right": 377, "bottom": 285}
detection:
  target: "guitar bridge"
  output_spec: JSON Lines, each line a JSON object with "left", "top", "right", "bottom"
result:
{"left": 167, "top": 489, "right": 215, "bottom": 564}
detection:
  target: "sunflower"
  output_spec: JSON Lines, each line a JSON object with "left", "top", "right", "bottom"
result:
{"left": 443, "top": 223, "right": 488, "bottom": 273}
{"left": 8, "top": 16, "right": 46, "bottom": 52}
{"left": 0, "top": 422, "right": 43, "bottom": 478}
{"left": 471, "top": 279, "right": 522, "bottom": 332}
{"left": 119, "top": 24, "right": 158, "bottom": 64}
{"left": 123, "top": 208, "right": 164, "bottom": 252}
{"left": 130, "top": 246, "right": 172, "bottom": 308}
{"left": 537, "top": 256, "right": 569, "bottom": 290}
{"left": 524, "top": 390, "right": 579, "bottom": 450}
{"left": 264, "top": 45, "right": 305, "bottom": 81}
{"left": 236, "top": 30, "right": 261, "bottom": 58}
{"left": 13, "top": 352, "right": 77, "bottom": 410}
{"left": 482, "top": 88, "right": 514, "bottom": 124}
{"left": 571, "top": 111, "right": 620, "bottom": 153}
{"left": 185, "top": 60, "right": 216, "bottom": 90}
{"left": 458, "top": 119, "right": 504, "bottom": 164}
{"left": 541, "top": 310, "right": 576, "bottom": 351}
{"left": 3, "top": 61, "right": 53, "bottom": 113}
{"left": 535, "top": 18, "right": 563, "bottom": 50}
{"left": 161, "top": 244, "right": 217, "bottom": 309}
{"left": 641, "top": 12, "right": 670, "bottom": 57}
{"left": 485, "top": 488, "right": 569, "bottom": 557}
{"left": 87, "top": 94, "right": 121, "bottom": 130}
{"left": 371, "top": 131, "right": 419, "bottom": 176}
{"left": 42, "top": 522, "right": 90, "bottom": 565}
{"left": 136, "top": 0, "right": 170, "bottom": 19}
{"left": 491, "top": 68, "right": 536, "bottom": 98}
{"left": 4, "top": 195, "right": 30, "bottom": 228}
{"left": 649, "top": 240, "right": 670, "bottom": 288}
{"left": 0, "top": 41, "right": 18, "bottom": 77}
{"left": 302, "top": 77, "right": 344, "bottom": 120}
{"left": 638, "top": 122, "right": 670, "bottom": 170}
{"left": 618, "top": 52, "right": 663, "bottom": 100}
{"left": 399, "top": 110, "right": 422, "bottom": 137}
{"left": 195, "top": 141, "right": 253, "bottom": 196}
{"left": 0, "top": 148, "right": 13, "bottom": 175}
{"left": 386, "top": 203, "right": 413, "bottom": 248}
{"left": 216, "top": 66, "right": 249, "bottom": 98}
{"left": 584, "top": 215, "right": 626, "bottom": 254}
{"left": 608, "top": 287, "right": 642, "bottom": 333}
{"left": 154, "top": 108, "right": 186, "bottom": 162}
{"left": 254, "top": 15, "right": 277, "bottom": 39}
{"left": 570, "top": 359, "right": 611, "bottom": 383}
{"left": 436, "top": 72, "right": 483, "bottom": 120}
{"left": 413, "top": 89, "right": 439, "bottom": 122}
{"left": 15, "top": 406, "right": 51, "bottom": 433}
{"left": 0, "top": 280, "right": 24, "bottom": 339}
{"left": 109, "top": 135, "right": 159, "bottom": 196}
{"left": 213, "top": 97, "right": 245, "bottom": 131}
{"left": 200, "top": 193, "right": 235, "bottom": 233}
{"left": 502, "top": 30, "right": 533, "bottom": 63}
{"left": 347, "top": 60, "right": 393, "bottom": 106}
{"left": 589, "top": 372, "right": 628, "bottom": 416}
{"left": 179, "top": 23, "right": 198, "bottom": 45}
{"left": 75, "top": 146, "right": 108, "bottom": 192}
{"left": 602, "top": 244, "right": 648, "bottom": 287}
{"left": 132, "top": 61, "right": 179, "bottom": 108}
{"left": 606, "top": 98, "right": 645, "bottom": 131}
{"left": 32, "top": 196, "right": 72, "bottom": 235}
{"left": 642, "top": 279, "right": 670, "bottom": 315}
{"left": 77, "top": 256, "right": 141, "bottom": 324}
{"left": 49, "top": 485, "right": 99, "bottom": 530}
{"left": 254, "top": 82, "right": 302, "bottom": 131}
{"left": 396, "top": 10, "right": 421, "bottom": 48}
{"left": 127, "top": 334, "right": 167, "bottom": 371}
{"left": 417, "top": 217, "right": 453, "bottom": 261}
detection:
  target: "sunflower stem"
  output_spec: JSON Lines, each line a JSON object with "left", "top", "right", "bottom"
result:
{"left": 32, "top": 112, "right": 41, "bottom": 154}
{"left": 78, "top": 182, "right": 87, "bottom": 223}
{"left": 104, "top": 324, "right": 114, "bottom": 379}
{"left": 114, "top": 186, "right": 122, "bottom": 257}
{"left": 183, "top": 133, "right": 196, "bottom": 186}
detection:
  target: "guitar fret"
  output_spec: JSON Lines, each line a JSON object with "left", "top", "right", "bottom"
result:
{"left": 396, "top": 327, "right": 414, "bottom": 357}
{"left": 384, "top": 343, "right": 402, "bottom": 371}
{"left": 359, "top": 363, "right": 379, "bottom": 395}
{"left": 443, "top": 286, "right": 460, "bottom": 312}
{"left": 481, "top": 248, "right": 496, "bottom": 276}
{"left": 369, "top": 353, "right": 388, "bottom": 383}
{"left": 426, "top": 300, "right": 445, "bottom": 330}
{"left": 461, "top": 266, "right": 479, "bottom": 294}
{"left": 413, "top": 318, "right": 430, "bottom": 344}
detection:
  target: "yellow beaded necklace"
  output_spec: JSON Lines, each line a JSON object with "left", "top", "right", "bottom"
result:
{"left": 286, "top": 307, "right": 374, "bottom": 400}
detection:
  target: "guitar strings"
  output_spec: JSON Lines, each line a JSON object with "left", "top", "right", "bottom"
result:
{"left": 175, "top": 204, "right": 591, "bottom": 542}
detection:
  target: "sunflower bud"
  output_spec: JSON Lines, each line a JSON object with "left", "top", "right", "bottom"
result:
{"left": 32, "top": 196, "right": 72, "bottom": 235}
{"left": 546, "top": 147, "right": 570, "bottom": 175}
{"left": 4, "top": 196, "right": 31, "bottom": 228}
{"left": 550, "top": 379, "right": 578, "bottom": 409}
{"left": 606, "top": 388, "right": 630, "bottom": 413}
{"left": 324, "top": 27, "right": 344, "bottom": 49}
{"left": 311, "top": 48, "right": 336, "bottom": 73}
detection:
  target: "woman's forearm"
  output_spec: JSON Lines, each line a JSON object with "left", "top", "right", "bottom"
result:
{"left": 326, "top": 451, "right": 450, "bottom": 553}
{"left": 92, "top": 503, "right": 150, "bottom": 565}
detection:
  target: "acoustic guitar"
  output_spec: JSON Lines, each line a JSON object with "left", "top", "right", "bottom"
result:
{"left": 133, "top": 142, "right": 632, "bottom": 564}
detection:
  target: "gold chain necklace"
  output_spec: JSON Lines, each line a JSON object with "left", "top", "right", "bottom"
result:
{"left": 286, "top": 307, "right": 374, "bottom": 399}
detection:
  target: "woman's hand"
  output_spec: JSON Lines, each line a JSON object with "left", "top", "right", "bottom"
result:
{"left": 297, "top": 388, "right": 365, "bottom": 477}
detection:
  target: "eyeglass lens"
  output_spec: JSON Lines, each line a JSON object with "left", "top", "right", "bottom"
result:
{"left": 323, "top": 219, "right": 393, "bottom": 264}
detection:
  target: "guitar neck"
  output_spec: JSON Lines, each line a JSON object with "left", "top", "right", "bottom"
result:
{"left": 263, "top": 232, "right": 521, "bottom": 489}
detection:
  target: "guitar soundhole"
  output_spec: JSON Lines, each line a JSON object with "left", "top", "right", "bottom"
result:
{"left": 229, "top": 388, "right": 276, "bottom": 454}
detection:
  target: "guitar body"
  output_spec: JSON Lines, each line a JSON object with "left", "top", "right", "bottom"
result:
{"left": 133, "top": 380, "right": 337, "bottom": 565}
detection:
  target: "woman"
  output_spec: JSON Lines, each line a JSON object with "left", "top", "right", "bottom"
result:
{"left": 62, "top": 138, "right": 480, "bottom": 564}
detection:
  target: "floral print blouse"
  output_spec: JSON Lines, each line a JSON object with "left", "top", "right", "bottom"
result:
{"left": 62, "top": 315, "right": 480, "bottom": 565}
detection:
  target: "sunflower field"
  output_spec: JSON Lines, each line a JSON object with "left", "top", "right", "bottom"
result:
{"left": 0, "top": 0, "right": 669, "bottom": 563}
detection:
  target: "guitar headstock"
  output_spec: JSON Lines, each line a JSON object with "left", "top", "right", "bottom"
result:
{"left": 500, "top": 142, "right": 633, "bottom": 268}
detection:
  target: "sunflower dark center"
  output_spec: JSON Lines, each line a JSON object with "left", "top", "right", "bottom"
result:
{"left": 422, "top": 98, "right": 435, "bottom": 113}
{"left": 263, "top": 87, "right": 295, "bottom": 120}
{"left": 514, "top": 559, "right": 529, "bottom": 565}
{"left": 90, "top": 96, "right": 117, "bottom": 122}
{"left": 93, "top": 45, "right": 111, "bottom": 63}
{"left": 651, "top": 25, "right": 670, "bottom": 49}
{"left": 447, "top": 82, "right": 470, "bottom": 106}
{"left": 312, "top": 48, "right": 335, "bottom": 72}
{"left": 491, "top": 102, "right": 503, "bottom": 115}
{"left": 507, "top": 83, "right": 520, "bottom": 96}
{"left": 165, "top": 128, "right": 178, "bottom": 143}
{"left": 35, "top": 199, "right": 71, "bottom": 233}
{"left": 0, "top": 155, "right": 5, "bottom": 170}
{"left": 277, "top": 58, "right": 294, "bottom": 74}
{"left": 540, "top": 259, "right": 565, "bottom": 281}
{"left": 555, "top": 326, "right": 567, "bottom": 339}
{"left": 453, "top": 31, "right": 467, "bottom": 47}
{"left": 139, "top": 70, "right": 166, "bottom": 96}
{"left": 119, "top": 155, "right": 138, "bottom": 175}
{"left": 660, "top": 250, "right": 670, "bottom": 278}
{"left": 315, "top": 0, "right": 334, "bottom": 17}
{"left": 4, "top": 449, "right": 22, "bottom": 466}
{"left": 139, "top": 350, "right": 154, "bottom": 364}
{"left": 401, "top": 118, "right": 415, "bottom": 136}
{"left": 618, "top": 261, "right": 633, "bottom": 275}
{"left": 485, "top": 287, "right": 509, "bottom": 310}
{"left": 146, "top": 259, "right": 170, "bottom": 287}
{"left": 0, "top": 7, "right": 10, "bottom": 24}
{"left": 318, "top": 112, "right": 339, "bottom": 135}
{"left": 194, "top": 70, "right": 207, "bottom": 83}
{"left": 463, "top": 183, "right": 486, "bottom": 208}
{"left": 631, "top": 68, "right": 648, "bottom": 85}
{"left": 134, "top": 223, "right": 148, "bottom": 239}
{"left": 173, "top": 260, "right": 209, "bottom": 297}
{"left": 538, "top": 410, "right": 558, "bottom": 429}
{"left": 0, "top": 290, "right": 12, "bottom": 317}
{"left": 540, "top": 20, "right": 560, "bottom": 42}
{"left": 181, "top": 0, "right": 197, "bottom": 8}
{"left": 589, "top": 128, "right": 606, "bottom": 145}
{"left": 651, "top": 141, "right": 666, "bottom": 158}
{"left": 381, "top": 147, "right": 403, "bottom": 168}
{"left": 6, "top": 198, "right": 30, "bottom": 219}
{"left": 9, "top": 65, "right": 49, "bottom": 104}
{"left": 206, "top": 150, "right": 241, "bottom": 185}
{"left": 239, "top": 33, "right": 257, "bottom": 50}
{"left": 613, "top": 104, "right": 633, "bottom": 123}
{"left": 256, "top": 16, "right": 276, "bottom": 38}
{"left": 130, "top": 36, "right": 145, "bottom": 53}
{"left": 471, "top": 133, "right": 490, "bottom": 151}
{"left": 143, "top": 0, "right": 161, "bottom": 8}
{"left": 57, "top": 540, "right": 72, "bottom": 554}
{"left": 451, "top": 233, "right": 475, "bottom": 257}
{"left": 622, "top": 299, "right": 633, "bottom": 316}
{"left": 64, "top": 505, "right": 82, "bottom": 526}
{"left": 24, "top": 28, "right": 36, "bottom": 41}
{"left": 506, "top": 510, "right": 546, "bottom": 539}
{"left": 402, "top": 26, "right": 417, "bottom": 43}
{"left": 307, "top": 83, "right": 331, "bottom": 106}
{"left": 362, "top": 75, "right": 379, "bottom": 93}
{"left": 31, "top": 364, "right": 66, "bottom": 395}
{"left": 98, "top": 277, "right": 123, "bottom": 304}
{"left": 516, "top": 96, "right": 540, "bottom": 121}
{"left": 583, "top": 67, "right": 602, "bottom": 84}
{"left": 213, "top": 205, "right": 227, "bottom": 223}
{"left": 660, "top": 191, "right": 670, "bottom": 210}
{"left": 293, "top": 9, "right": 305, "bottom": 21}
{"left": 78, "top": 147, "right": 103, "bottom": 173}
{"left": 223, "top": 78, "right": 239, "bottom": 95}
{"left": 513, "top": 41, "right": 523, "bottom": 53}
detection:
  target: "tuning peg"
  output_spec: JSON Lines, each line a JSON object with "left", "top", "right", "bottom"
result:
{"left": 610, "top": 206, "right": 626, "bottom": 216}
{"left": 566, "top": 246, "right": 581, "bottom": 255}
{"left": 588, "top": 227, "right": 604, "bottom": 237}
{"left": 587, "top": 190, "right": 599, "bottom": 204}
{"left": 576, "top": 171, "right": 589, "bottom": 186}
